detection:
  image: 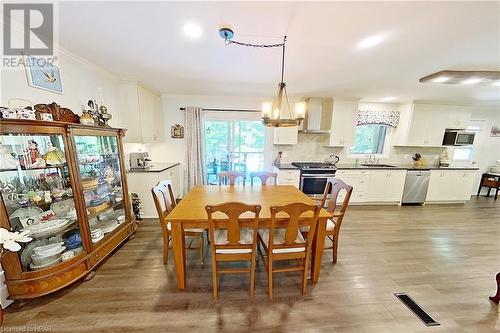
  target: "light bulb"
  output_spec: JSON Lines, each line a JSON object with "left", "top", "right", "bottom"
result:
{"left": 295, "top": 101, "right": 306, "bottom": 119}
{"left": 261, "top": 102, "right": 272, "bottom": 118}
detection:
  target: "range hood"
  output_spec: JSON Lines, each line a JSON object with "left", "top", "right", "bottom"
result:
{"left": 299, "top": 97, "right": 333, "bottom": 133}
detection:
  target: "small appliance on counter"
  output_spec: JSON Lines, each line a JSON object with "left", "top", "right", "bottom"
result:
{"left": 129, "top": 152, "right": 151, "bottom": 170}
{"left": 324, "top": 154, "right": 340, "bottom": 166}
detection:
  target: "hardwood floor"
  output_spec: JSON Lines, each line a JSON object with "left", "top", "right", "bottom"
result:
{"left": 4, "top": 197, "right": 499, "bottom": 332}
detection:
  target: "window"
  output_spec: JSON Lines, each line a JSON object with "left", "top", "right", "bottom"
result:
{"left": 349, "top": 124, "right": 388, "bottom": 154}
{"left": 204, "top": 114, "right": 266, "bottom": 184}
{"left": 452, "top": 147, "right": 474, "bottom": 161}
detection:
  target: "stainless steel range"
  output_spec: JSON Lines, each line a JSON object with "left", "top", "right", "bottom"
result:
{"left": 291, "top": 162, "right": 337, "bottom": 198}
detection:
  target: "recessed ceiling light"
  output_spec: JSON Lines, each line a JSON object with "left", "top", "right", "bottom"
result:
{"left": 493, "top": 81, "right": 500, "bottom": 86}
{"left": 462, "top": 77, "right": 482, "bottom": 85}
{"left": 432, "top": 76, "right": 450, "bottom": 83}
{"left": 183, "top": 22, "right": 202, "bottom": 39}
{"left": 380, "top": 96, "right": 395, "bottom": 102}
{"left": 357, "top": 34, "right": 385, "bottom": 48}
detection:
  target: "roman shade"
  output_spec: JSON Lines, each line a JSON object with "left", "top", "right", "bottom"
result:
{"left": 356, "top": 109, "right": 400, "bottom": 127}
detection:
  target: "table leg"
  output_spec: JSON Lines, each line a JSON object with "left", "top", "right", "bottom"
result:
{"left": 311, "top": 217, "right": 327, "bottom": 283}
{"left": 489, "top": 272, "right": 500, "bottom": 304}
{"left": 171, "top": 223, "right": 186, "bottom": 290}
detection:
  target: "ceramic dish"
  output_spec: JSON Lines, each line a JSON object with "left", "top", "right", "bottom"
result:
{"left": 50, "top": 199, "right": 75, "bottom": 215}
{"left": 100, "top": 221, "right": 118, "bottom": 234}
{"left": 22, "top": 219, "right": 70, "bottom": 238}
{"left": 32, "top": 242, "right": 64, "bottom": 257}
{"left": 10, "top": 206, "right": 44, "bottom": 220}
{"left": 31, "top": 247, "right": 65, "bottom": 262}
{"left": 20, "top": 239, "right": 49, "bottom": 270}
{"left": 30, "top": 256, "right": 62, "bottom": 270}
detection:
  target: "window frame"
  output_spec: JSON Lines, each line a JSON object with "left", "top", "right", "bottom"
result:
{"left": 347, "top": 124, "right": 393, "bottom": 158}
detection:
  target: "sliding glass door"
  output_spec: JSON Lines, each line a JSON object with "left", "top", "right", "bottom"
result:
{"left": 204, "top": 113, "right": 265, "bottom": 184}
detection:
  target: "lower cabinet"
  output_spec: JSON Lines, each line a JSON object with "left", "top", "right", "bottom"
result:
{"left": 127, "top": 164, "right": 181, "bottom": 218}
{"left": 273, "top": 168, "right": 300, "bottom": 188}
{"left": 367, "top": 170, "right": 407, "bottom": 202}
{"left": 336, "top": 169, "right": 406, "bottom": 204}
{"left": 426, "top": 170, "right": 477, "bottom": 202}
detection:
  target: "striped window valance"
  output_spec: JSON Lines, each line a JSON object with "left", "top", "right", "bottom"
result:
{"left": 356, "top": 110, "right": 400, "bottom": 127}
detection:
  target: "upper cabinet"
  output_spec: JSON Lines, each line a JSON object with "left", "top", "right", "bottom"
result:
{"left": 328, "top": 100, "right": 358, "bottom": 147}
{"left": 273, "top": 126, "right": 298, "bottom": 145}
{"left": 404, "top": 104, "right": 471, "bottom": 146}
{"left": 119, "top": 82, "right": 164, "bottom": 144}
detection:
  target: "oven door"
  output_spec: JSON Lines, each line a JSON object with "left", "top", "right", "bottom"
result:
{"left": 300, "top": 174, "right": 335, "bottom": 199}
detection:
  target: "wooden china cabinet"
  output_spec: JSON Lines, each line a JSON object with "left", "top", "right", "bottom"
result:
{"left": 0, "top": 119, "right": 136, "bottom": 300}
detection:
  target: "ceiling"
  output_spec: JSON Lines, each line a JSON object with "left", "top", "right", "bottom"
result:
{"left": 58, "top": 1, "right": 500, "bottom": 105}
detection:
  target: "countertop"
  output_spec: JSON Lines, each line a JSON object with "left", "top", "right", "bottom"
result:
{"left": 272, "top": 164, "right": 299, "bottom": 170}
{"left": 128, "top": 162, "right": 180, "bottom": 173}
{"left": 335, "top": 164, "right": 479, "bottom": 171}
{"left": 273, "top": 163, "right": 479, "bottom": 171}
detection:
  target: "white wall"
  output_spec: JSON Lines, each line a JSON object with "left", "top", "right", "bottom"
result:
{"left": 1, "top": 49, "right": 123, "bottom": 128}
{"left": 144, "top": 94, "right": 280, "bottom": 193}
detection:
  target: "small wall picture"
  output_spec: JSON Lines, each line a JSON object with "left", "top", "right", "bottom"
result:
{"left": 491, "top": 125, "right": 500, "bottom": 137}
{"left": 41, "top": 113, "right": 54, "bottom": 121}
{"left": 25, "top": 56, "right": 63, "bottom": 94}
{"left": 171, "top": 124, "right": 184, "bottom": 139}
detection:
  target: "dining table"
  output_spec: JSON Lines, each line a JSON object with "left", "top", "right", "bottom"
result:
{"left": 166, "top": 185, "right": 333, "bottom": 290}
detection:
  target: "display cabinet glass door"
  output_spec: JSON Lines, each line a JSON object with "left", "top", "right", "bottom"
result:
{"left": 73, "top": 135, "right": 125, "bottom": 245}
{"left": 0, "top": 133, "right": 82, "bottom": 271}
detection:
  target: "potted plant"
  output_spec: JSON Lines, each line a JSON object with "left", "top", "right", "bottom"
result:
{"left": 0, "top": 228, "right": 32, "bottom": 325}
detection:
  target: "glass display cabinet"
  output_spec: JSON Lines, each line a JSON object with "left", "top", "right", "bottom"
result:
{"left": 0, "top": 119, "right": 136, "bottom": 300}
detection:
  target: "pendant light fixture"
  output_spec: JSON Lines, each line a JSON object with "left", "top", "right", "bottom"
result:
{"left": 219, "top": 28, "right": 305, "bottom": 127}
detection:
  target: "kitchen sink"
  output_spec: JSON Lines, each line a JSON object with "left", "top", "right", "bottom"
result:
{"left": 360, "top": 163, "right": 397, "bottom": 168}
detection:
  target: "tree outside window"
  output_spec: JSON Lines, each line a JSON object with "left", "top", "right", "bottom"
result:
{"left": 349, "top": 124, "right": 388, "bottom": 154}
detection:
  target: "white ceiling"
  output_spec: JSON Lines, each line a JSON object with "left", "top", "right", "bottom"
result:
{"left": 58, "top": 1, "right": 500, "bottom": 105}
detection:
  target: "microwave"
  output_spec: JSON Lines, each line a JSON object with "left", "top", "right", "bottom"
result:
{"left": 442, "top": 130, "right": 475, "bottom": 146}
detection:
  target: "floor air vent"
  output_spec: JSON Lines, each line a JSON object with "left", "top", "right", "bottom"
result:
{"left": 394, "top": 293, "right": 440, "bottom": 326}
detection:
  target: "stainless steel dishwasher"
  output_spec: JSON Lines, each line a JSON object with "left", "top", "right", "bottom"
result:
{"left": 402, "top": 170, "right": 431, "bottom": 204}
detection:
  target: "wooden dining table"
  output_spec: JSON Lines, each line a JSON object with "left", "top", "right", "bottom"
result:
{"left": 166, "top": 185, "right": 333, "bottom": 290}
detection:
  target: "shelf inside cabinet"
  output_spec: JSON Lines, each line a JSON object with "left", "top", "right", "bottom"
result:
{"left": 0, "top": 163, "right": 68, "bottom": 173}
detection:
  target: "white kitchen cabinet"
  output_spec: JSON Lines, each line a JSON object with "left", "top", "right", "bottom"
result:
{"left": 119, "top": 82, "right": 164, "bottom": 144}
{"left": 127, "top": 164, "right": 181, "bottom": 218}
{"left": 405, "top": 104, "right": 471, "bottom": 146}
{"left": 426, "top": 169, "right": 477, "bottom": 202}
{"left": 273, "top": 126, "right": 298, "bottom": 145}
{"left": 335, "top": 170, "right": 369, "bottom": 203}
{"left": 273, "top": 167, "right": 300, "bottom": 188}
{"left": 367, "top": 170, "right": 407, "bottom": 202}
{"left": 329, "top": 100, "right": 358, "bottom": 147}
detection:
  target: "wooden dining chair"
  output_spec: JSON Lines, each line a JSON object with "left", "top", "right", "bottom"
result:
{"left": 151, "top": 181, "right": 206, "bottom": 266}
{"left": 217, "top": 171, "right": 246, "bottom": 185}
{"left": 250, "top": 171, "right": 278, "bottom": 185}
{"left": 258, "top": 203, "right": 321, "bottom": 300}
{"left": 321, "top": 178, "right": 353, "bottom": 263}
{"left": 205, "top": 202, "right": 261, "bottom": 302}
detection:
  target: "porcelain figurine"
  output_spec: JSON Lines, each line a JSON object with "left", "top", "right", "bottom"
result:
{"left": 103, "top": 164, "right": 115, "bottom": 185}
{"left": 79, "top": 109, "right": 95, "bottom": 126}
{"left": 44, "top": 191, "right": 52, "bottom": 204}
{"left": 27, "top": 140, "right": 46, "bottom": 168}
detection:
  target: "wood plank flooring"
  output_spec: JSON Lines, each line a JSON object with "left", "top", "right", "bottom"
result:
{"left": 4, "top": 197, "right": 499, "bottom": 332}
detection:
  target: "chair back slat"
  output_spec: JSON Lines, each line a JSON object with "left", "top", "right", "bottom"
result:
{"left": 157, "top": 180, "right": 176, "bottom": 209}
{"left": 250, "top": 172, "right": 277, "bottom": 185}
{"left": 269, "top": 203, "right": 321, "bottom": 248}
{"left": 217, "top": 172, "right": 246, "bottom": 185}
{"left": 325, "top": 178, "right": 353, "bottom": 230}
{"left": 205, "top": 202, "right": 261, "bottom": 247}
{"left": 326, "top": 178, "right": 353, "bottom": 213}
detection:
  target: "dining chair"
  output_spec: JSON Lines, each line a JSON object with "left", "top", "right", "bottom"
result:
{"left": 258, "top": 203, "right": 321, "bottom": 300}
{"left": 151, "top": 181, "right": 206, "bottom": 266}
{"left": 205, "top": 202, "right": 261, "bottom": 302}
{"left": 250, "top": 171, "right": 278, "bottom": 185}
{"left": 322, "top": 178, "right": 353, "bottom": 263}
{"left": 217, "top": 171, "right": 246, "bottom": 185}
